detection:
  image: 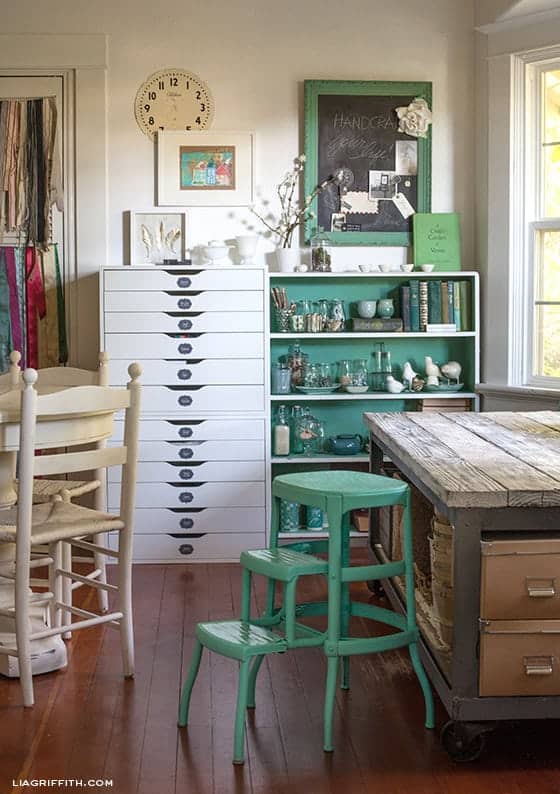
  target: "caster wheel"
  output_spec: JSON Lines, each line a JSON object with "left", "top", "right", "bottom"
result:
{"left": 440, "top": 721, "right": 486, "bottom": 762}
{"left": 367, "top": 580, "right": 385, "bottom": 597}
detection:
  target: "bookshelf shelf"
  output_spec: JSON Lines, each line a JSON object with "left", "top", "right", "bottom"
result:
{"left": 271, "top": 332, "right": 476, "bottom": 340}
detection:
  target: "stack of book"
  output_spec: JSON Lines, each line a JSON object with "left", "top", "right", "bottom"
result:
{"left": 399, "top": 279, "right": 472, "bottom": 332}
{"left": 417, "top": 398, "right": 472, "bottom": 413}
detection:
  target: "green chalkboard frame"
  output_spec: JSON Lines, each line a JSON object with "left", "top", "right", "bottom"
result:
{"left": 303, "top": 79, "right": 432, "bottom": 247}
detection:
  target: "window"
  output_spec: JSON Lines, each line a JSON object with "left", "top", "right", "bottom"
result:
{"left": 524, "top": 60, "right": 560, "bottom": 386}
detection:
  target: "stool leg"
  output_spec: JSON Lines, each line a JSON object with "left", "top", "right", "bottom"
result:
{"left": 247, "top": 655, "right": 264, "bottom": 708}
{"left": 284, "top": 578, "right": 297, "bottom": 645}
{"left": 241, "top": 568, "right": 252, "bottom": 622}
{"left": 178, "top": 639, "right": 203, "bottom": 727}
{"left": 340, "top": 514, "right": 351, "bottom": 690}
{"left": 323, "top": 656, "right": 339, "bottom": 752}
{"left": 233, "top": 659, "right": 251, "bottom": 765}
{"left": 402, "top": 495, "right": 435, "bottom": 729}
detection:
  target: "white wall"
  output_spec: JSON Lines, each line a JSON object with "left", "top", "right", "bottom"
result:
{"left": 2, "top": 0, "right": 476, "bottom": 359}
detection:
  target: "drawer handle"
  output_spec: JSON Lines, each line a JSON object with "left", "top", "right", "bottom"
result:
{"left": 178, "top": 369, "right": 192, "bottom": 380}
{"left": 180, "top": 492, "right": 194, "bottom": 503}
{"left": 179, "top": 395, "right": 193, "bottom": 406}
{"left": 524, "top": 656, "right": 554, "bottom": 676}
{"left": 526, "top": 578, "right": 556, "bottom": 598}
{"left": 179, "top": 543, "right": 194, "bottom": 555}
{"left": 180, "top": 517, "right": 194, "bottom": 529}
{"left": 180, "top": 469, "right": 194, "bottom": 480}
{"left": 177, "top": 277, "right": 192, "bottom": 288}
{"left": 179, "top": 447, "right": 194, "bottom": 459}
{"left": 178, "top": 343, "right": 193, "bottom": 355}
{"left": 179, "top": 319, "right": 193, "bottom": 331}
{"left": 179, "top": 427, "right": 193, "bottom": 438}
{"left": 177, "top": 298, "right": 192, "bottom": 310}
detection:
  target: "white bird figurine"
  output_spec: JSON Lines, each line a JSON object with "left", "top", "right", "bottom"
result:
{"left": 402, "top": 361, "right": 418, "bottom": 389}
{"left": 386, "top": 375, "right": 405, "bottom": 394}
{"left": 424, "top": 356, "right": 441, "bottom": 387}
{"left": 441, "top": 361, "right": 462, "bottom": 383}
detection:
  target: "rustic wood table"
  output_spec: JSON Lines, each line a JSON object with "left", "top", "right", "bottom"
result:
{"left": 364, "top": 409, "right": 560, "bottom": 758}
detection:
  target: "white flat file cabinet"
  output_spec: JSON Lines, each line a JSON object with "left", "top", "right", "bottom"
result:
{"left": 101, "top": 266, "right": 268, "bottom": 562}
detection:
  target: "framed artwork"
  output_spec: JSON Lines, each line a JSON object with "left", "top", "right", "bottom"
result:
{"left": 157, "top": 130, "right": 254, "bottom": 206}
{"left": 127, "top": 210, "right": 187, "bottom": 265}
{"left": 304, "top": 80, "right": 432, "bottom": 246}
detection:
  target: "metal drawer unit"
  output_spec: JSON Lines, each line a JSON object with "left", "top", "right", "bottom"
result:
{"left": 101, "top": 266, "right": 268, "bottom": 562}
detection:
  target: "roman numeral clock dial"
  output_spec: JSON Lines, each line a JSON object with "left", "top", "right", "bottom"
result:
{"left": 134, "top": 68, "right": 214, "bottom": 139}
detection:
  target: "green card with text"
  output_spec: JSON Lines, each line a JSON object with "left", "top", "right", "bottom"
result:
{"left": 412, "top": 212, "right": 461, "bottom": 271}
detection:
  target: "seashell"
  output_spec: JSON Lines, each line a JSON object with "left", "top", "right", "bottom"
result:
{"left": 295, "top": 263, "right": 308, "bottom": 272}
{"left": 141, "top": 224, "right": 153, "bottom": 258}
{"left": 411, "top": 376, "right": 425, "bottom": 392}
{"left": 165, "top": 228, "right": 181, "bottom": 253}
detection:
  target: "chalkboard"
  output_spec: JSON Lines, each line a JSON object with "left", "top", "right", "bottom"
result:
{"left": 304, "top": 80, "right": 432, "bottom": 247}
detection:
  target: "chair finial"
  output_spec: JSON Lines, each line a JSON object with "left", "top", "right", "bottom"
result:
{"left": 9, "top": 351, "right": 22, "bottom": 367}
{"left": 127, "top": 362, "right": 142, "bottom": 381}
{"left": 22, "top": 368, "right": 38, "bottom": 386}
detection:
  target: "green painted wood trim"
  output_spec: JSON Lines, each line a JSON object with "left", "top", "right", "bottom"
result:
{"left": 336, "top": 629, "right": 417, "bottom": 656}
{"left": 350, "top": 601, "right": 407, "bottom": 631}
{"left": 303, "top": 79, "right": 432, "bottom": 246}
{"left": 341, "top": 560, "right": 405, "bottom": 582}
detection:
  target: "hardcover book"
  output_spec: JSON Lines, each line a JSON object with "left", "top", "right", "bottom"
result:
{"left": 419, "top": 281, "right": 429, "bottom": 332}
{"left": 409, "top": 281, "right": 420, "bottom": 332}
{"left": 413, "top": 212, "right": 461, "bottom": 271}
{"left": 352, "top": 318, "right": 404, "bottom": 332}
{"left": 400, "top": 285, "right": 411, "bottom": 332}
{"left": 427, "top": 280, "right": 442, "bottom": 324}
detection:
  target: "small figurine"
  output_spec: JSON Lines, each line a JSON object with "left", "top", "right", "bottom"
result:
{"left": 441, "top": 361, "right": 462, "bottom": 384}
{"left": 425, "top": 356, "right": 441, "bottom": 387}
{"left": 402, "top": 361, "right": 418, "bottom": 390}
{"left": 411, "top": 375, "right": 426, "bottom": 392}
{"left": 386, "top": 374, "right": 405, "bottom": 394}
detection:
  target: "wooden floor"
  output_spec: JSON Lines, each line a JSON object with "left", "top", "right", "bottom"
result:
{"left": 2, "top": 563, "right": 560, "bottom": 794}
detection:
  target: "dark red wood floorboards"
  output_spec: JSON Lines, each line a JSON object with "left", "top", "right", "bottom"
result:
{"left": 1, "top": 562, "right": 560, "bottom": 794}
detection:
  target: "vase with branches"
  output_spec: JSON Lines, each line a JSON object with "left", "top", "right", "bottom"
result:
{"left": 250, "top": 155, "right": 343, "bottom": 249}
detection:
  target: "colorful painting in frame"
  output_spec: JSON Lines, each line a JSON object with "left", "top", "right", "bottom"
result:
{"left": 180, "top": 145, "right": 236, "bottom": 190}
{"left": 157, "top": 131, "right": 254, "bottom": 206}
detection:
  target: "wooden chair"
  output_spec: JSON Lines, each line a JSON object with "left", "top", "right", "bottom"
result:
{"left": 0, "top": 364, "right": 141, "bottom": 707}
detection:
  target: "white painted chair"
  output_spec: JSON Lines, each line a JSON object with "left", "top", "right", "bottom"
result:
{"left": 7, "top": 352, "right": 111, "bottom": 613}
{"left": 0, "top": 364, "right": 141, "bottom": 707}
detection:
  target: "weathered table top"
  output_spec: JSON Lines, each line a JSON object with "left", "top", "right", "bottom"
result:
{"left": 363, "top": 410, "right": 560, "bottom": 509}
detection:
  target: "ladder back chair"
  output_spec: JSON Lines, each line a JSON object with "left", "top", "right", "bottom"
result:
{"left": 0, "top": 364, "right": 141, "bottom": 707}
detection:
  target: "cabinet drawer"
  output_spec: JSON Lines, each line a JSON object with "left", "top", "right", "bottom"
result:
{"left": 105, "top": 290, "right": 263, "bottom": 313}
{"left": 480, "top": 619, "right": 560, "bottom": 696}
{"left": 105, "top": 311, "right": 263, "bottom": 334}
{"left": 141, "top": 385, "right": 264, "bottom": 413}
{"left": 108, "top": 359, "right": 263, "bottom": 386}
{"left": 122, "top": 440, "right": 264, "bottom": 462}
{"left": 108, "top": 481, "right": 265, "bottom": 509}
{"left": 109, "top": 460, "right": 264, "bottom": 483}
{"left": 481, "top": 537, "right": 560, "bottom": 620}
{"left": 104, "top": 333, "right": 263, "bottom": 360}
{"left": 111, "top": 531, "right": 266, "bottom": 563}
{"left": 131, "top": 507, "right": 265, "bottom": 534}
{"left": 104, "top": 268, "right": 263, "bottom": 293}
{"left": 112, "top": 418, "right": 265, "bottom": 442}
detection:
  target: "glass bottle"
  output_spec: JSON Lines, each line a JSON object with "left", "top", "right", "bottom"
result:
{"left": 337, "top": 359, "right": 352, "bottom": 386}
{"left": 273, "top": 405, "right": 290, "bottom": 456}
{"left": 290, "top": 405, "right": 304, "bottom": 454}
{"left": 287, "top": 342, "right": 308, "bottom": 389}
{"left": 310, "top": 227, "right": 332, "bottom": 272}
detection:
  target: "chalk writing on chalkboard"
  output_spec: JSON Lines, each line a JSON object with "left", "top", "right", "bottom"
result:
{"left": 317, "top": 93, "right": 418, "bottom": 234}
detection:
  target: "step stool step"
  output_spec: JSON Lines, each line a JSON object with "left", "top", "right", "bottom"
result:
{"left": 241, "top": 548, "right": 328, "bottom": 581}
{"left": 196, "top": 620, "right": 288, "bottom": 660}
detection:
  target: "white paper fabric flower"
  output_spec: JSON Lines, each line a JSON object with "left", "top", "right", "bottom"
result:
{"left": 395, "top": 97, "right": 432, "bottom": 138}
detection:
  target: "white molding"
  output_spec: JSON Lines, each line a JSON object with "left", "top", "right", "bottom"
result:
{"left": 477, "top": 7, "right": 560, "bottom": 35}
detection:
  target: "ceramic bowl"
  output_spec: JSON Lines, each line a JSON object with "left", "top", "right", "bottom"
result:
{"left": 204, "top": 245, "right": 229, "bottom": 263}
{"left": 420, "top": 263, "right": 435, "bottom": 273}
{"left": 400, "top": 263, "right": 414, "bottom": 273}
{"left": 379, "top": 264, "right": 392, "bottom": 273}
{"left": 358, "top": 265, "right": 371, "bottom": 273}
{"left": 357, "top": 300, "right": 377, "bottom": 319}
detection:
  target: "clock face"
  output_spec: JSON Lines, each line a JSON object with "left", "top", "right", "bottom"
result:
{"left": 134, "top": 68, "right": 214, "bottom": 139}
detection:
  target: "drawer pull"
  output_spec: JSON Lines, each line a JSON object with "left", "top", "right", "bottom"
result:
{"left": 179, "top": 543, "right": 194, "bottom": 555}
{"left": 177, "top": 277, "right": 192, "bottom": 288}
{"left": 179, "top": 319, "right": 193, "bottom": 331}
{"left": 179, "top": 492, "right": 194, "bottom": 503}
{"left": 179, "top": 395, "right": 193, "bottom": 406}
{"left": 524, "top": 656, "right": 554, "bottom": 676}
{"left": 179, "top": 447, "right": 194, "bottom": 459}
{"left": 178, "top": 369, "right": 192, "bottom": 380}
{"left": 180, "top": 469, "right": 194, "bottom": 480}
{"left": 178, "top": 343, "right": 193, "bottom": 355}
{"left": 526, "top": 578, "right": 556, "bottom": 598}
{"left": 177, "top": 298, "right": 192, "bottom": 310}
{"left": 180, "top": 517, "right": 194, "bottom": 529}
{"left": 179, "top": 426, "right": 193, "bottom": 438}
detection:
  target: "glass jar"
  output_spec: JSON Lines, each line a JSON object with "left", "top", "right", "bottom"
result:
{"left": 318, "top": 362, "right": 334, "bottom": 387}
{"left": 352, "top": 359, "right": 369, "bottom": 387}
{"left": 297, "top": 411, "right": 322, "bottom": 456}
{"left": 329, "top": 298, "right": 346, "bottom": 330}
{"left": 290, "top": 405, "right": 304, "bottom": 454}
{"left": 371, "top": 343, "right": 392, "bottom": 391}
{"left": 273, "top": 405, "right": 290, "bottom": 456}
{"left": 310, "top": 228, "right": 332, "bottom": 272}
{"left": 287, "top": 343, "right": 308, "bottom": 389}
{"left": 303, "top": 362, "right": 321, "bottom": 388}
{"left": 296, "top": 299, "right": 312, "bottom": 316}
{"left": 271, "top": 362, "right": 292, "bottom": 394}
{"left": 337, "top": 359, "right": 352, "bottom": 386}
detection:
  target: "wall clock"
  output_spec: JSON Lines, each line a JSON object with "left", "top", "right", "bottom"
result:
{"left": 134, "top": 68, "right": 214, "bottom": 139}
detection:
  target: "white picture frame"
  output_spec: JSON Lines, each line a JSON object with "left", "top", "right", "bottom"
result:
{"left": 157, "top": 130, "right": 254, "bottom": 207}
{"left": 127, "top": 210, "right": 187, "bottom": 265}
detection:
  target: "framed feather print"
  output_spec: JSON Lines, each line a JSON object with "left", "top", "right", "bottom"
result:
{"left": 127, "top": 210, "right": 187, "bottom": 265}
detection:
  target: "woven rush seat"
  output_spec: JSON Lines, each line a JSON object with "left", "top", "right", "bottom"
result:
{"left": 196, "top": 620, "right": 288, "bottom": 661}
{"left": 17, "top": 478, "right": 102, "bottom": 504}
{"left": 0, "top": 497, "right": 124, "bottom": 545}
{"left": 240, "top": 548, "right": 328, "bottom": 581}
